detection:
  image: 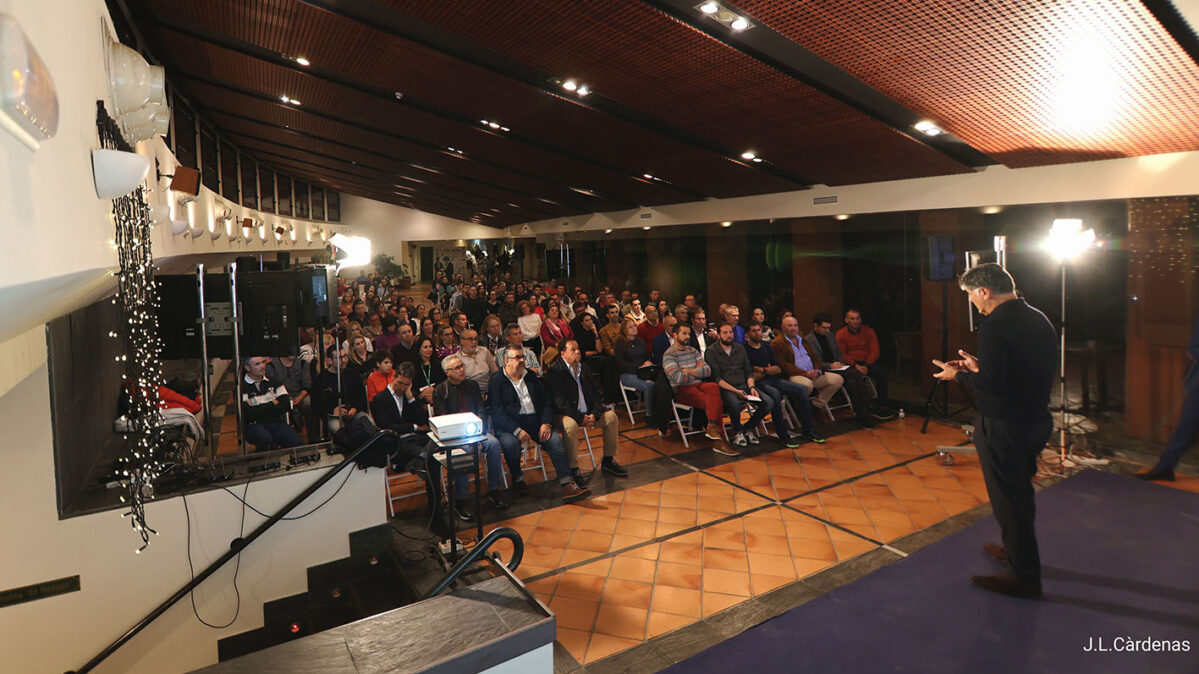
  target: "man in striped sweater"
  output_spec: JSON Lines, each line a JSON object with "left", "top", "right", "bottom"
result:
{"left": 662, "top": 322, "right": 738, "bottom": 456}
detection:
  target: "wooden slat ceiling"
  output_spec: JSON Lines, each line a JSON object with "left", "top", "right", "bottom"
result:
{"left": 121, "top": 0, "right": 1199, "bottom": 228}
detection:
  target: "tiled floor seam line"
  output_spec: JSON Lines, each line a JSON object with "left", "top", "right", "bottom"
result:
{"left": 617, "top": 430, "right": 792, "bottom": 507}
{"left": 777, "top": 450, "right": 941, "bottom": 503}
{"left": 520, "top": 501, "right": 781, "bottom": 584}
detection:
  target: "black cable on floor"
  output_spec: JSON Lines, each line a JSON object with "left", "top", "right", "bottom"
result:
{"left": 183, "top": 474, "right": 252, "bottom": 629}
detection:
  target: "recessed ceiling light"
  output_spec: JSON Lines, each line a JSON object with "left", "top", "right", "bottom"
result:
{"left": 577, "top": 85, "right": 591, "bottom": 97}
{"left": 740, "top": 151, "right": 756, "bottom": 160}
{"left": 643, "top": 173, "right": 655, "bottom": 180}
{"left": 981, "top": 205, "right": 1003, "bottom": 215}
{"left": 835, "top": 214, "right": 850, "bottom": 221}
{"left": 642, "top": 225, "right": 652, "bottom": 231}
{"left": 730, "top": 17, "right": 749, "bottom": 31}
{"left": 280, "top": 94, "right": 290, "bottom": 102}
{"left": 699, "top": 1, "right": 719, "bottom": 14}
{"left": 604, "top": 228, "right": 613, "bottom": 234}
{"left": 295, "top": 56, "right": 310, "bottom": 66}
{"left": 562, "top": 79, "right": 578, "bottom": 92}
{"left": 721, "top": 221, "right": 732, "bottom": 227}
{"left": 913, "top": 120, "right": 943, "bottom": 136}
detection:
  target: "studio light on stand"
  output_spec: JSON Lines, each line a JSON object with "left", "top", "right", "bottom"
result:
{"left": 1042, "top": 218, "right": 1099, "bottom": 468}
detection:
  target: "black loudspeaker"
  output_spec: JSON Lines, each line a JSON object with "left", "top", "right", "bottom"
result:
{"left": 926, "top": 236, "right": 956, "bottom": 282}
{"left": 277, "top": 252, "right": 290, "bottom": 269}
{"left": 238, "top": 271, "right": 300, "bottom": 357}
{"left": 236, "top": 255, "right": 263, "bottom": 272}
{"left": 297, "top": 265, "right": 338, "bottom": 327}
{"left": 156, "top": 273, "right": 235, "bottom": 359}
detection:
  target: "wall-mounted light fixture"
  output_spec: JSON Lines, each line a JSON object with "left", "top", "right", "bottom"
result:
{"left": 0, "top": 14, "right": 59, "bottom": 150}
{"left": 91, "top": 148, "right": 149, "bottom": 198}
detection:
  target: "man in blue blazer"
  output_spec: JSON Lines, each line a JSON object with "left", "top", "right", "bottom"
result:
{"left": 489, "top": 345, "right": 590, "bottom": 502}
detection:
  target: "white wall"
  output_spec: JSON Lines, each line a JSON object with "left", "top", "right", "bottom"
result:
{"left": 0, "top": 2, "right": 385, "bottom": 672}
{"left": 341, "top": 194, "right": 507, "bottom": 279}
{"left": 509, "top": 150, "right": 1199, "bottom": 236}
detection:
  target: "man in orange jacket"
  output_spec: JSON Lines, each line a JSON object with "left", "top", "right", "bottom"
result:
{"left": 836, "top": 309, "right": 888, "bottom": 406}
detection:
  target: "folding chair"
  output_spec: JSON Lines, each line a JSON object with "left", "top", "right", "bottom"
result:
{"left": 812, "top": 386, "right": 854, "bottom": 421}
{"left": 670, "top": 401, "right": 708, "bottom": 449}
{"left": 619, "top": 381, "right": 644, "bottom": 424}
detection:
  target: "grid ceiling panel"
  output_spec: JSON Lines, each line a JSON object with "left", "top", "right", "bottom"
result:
{"left": 738, "top": 0, "right": 1199, "bottom": 167}
{"left": 380, "top": 0, "right": 971, "bottom": 184}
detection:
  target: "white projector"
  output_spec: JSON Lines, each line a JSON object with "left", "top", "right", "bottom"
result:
{"left": 429, "top": 412, "right": 484, "bottom": 442}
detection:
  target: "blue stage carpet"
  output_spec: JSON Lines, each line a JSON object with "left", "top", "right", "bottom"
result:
{"left": 666, "top": 470, "right": 1199, "bottom": 674}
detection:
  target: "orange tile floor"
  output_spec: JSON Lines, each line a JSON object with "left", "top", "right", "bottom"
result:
{"left": 469, "top": 416, "right": 986, "bottom": 665}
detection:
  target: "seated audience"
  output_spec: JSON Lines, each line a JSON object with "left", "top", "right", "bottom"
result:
{"left": 346, "top": 335, "right": 374, "bottom": 376}
{"left": 614, "top": 318, "right": 655, "bottom": 419}
{"left": 432, "top": 355, "right": 512, "bottom": 511}
{"left": 412, "top": 337, "right": 446, "bottom": 403}
{"left": 722, "top": 305, "right": 746, "bottom": 344}
{"left": 836, "top": 308, "right": 890, "bottom": 407}
{"left": 706, "top": 324, "right": 787, "bottom": 448}
{"left": 744, "top": 322, "right": 823, "bottom": 444}
{"left": 691, "top": 309, "right": 717, "bottom": 355}
{"left": 242, "top": 356, "right": 303, "bottom": 451}
{"left": 456, "top": 328, "right": 498, "bottom": 395}
{"left": 517, "top": 300, "right": 543, "bottom": 354}
{"left": 626, "top": 299, "right": 647, "bottom": 324}
{"left": 374, "top": 316, "right": 402, "bottom": 353}
{"left": 315, "top": 345, "right": 369, "bottom": 428}
{"left": 497, "top": 322, "right": 543, "bottom": 376}
{"left": 365, "top": 353, "right": 396, "bottom": 404}
{"left": 598, "top": 304, "right": 624, "bottom": 357}
{"left": 489, "top": 346, "right": 590, "bottom": 503}
{"left": 637, "top": 305, "right": 665, "bottom": 344}
{"left": 389, "top": 323, "right": 419, "bottom": 366}
{"left": 547, "top": 339, "right": 629, "bottom": 484}
{"left": 771, "top": 316, "right": 848, "bottom": 420}
{"left": 662, "top": 323, "right": 736, "bottom": 456}
{"left": 434, "top": 324, "right": 460, "bottom": 360}
{"left": 539, "top": 303, "right": 573, "bottom": 349}
{"left": 806, "top": 312, "right": 889, "bottom": 423}
{"left": 652, "top": 314, "right": 678, "bottom": 365}
{"left": 265, "top": 352, "right": 315, "bottom": 440}
{"left": 751, "top": 308, "right": 775, "bottom": 343}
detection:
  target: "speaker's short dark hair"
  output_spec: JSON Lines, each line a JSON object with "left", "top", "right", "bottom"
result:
{"left": 958, "top": 263, "right": 1015, "bottom": 294}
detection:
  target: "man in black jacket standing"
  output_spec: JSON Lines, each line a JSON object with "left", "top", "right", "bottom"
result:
{"left": 934, "top": 263, "right": 1057, "bottom": 599}
{"left": 547, "top": 340, "right": 629, "bottom": 486}
{"left": 489, "top": 345, "right": 590, "bottom": 503}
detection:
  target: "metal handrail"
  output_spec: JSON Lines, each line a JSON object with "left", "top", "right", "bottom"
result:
{"left": 67, "top": 430, "right": 398, "bottom": 674}
{"left": 423, "top": 527, "right": 525, "bottom": 599}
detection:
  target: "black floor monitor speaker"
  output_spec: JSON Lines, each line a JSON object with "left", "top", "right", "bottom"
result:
{"left": 296, "top": 265, "right": 338, "bottom": 327}
{"left": 238, "top": 271, "right": 300, "bottom": 357}
{"left": 156, "top": 273, "right": 235, "bottom": 359}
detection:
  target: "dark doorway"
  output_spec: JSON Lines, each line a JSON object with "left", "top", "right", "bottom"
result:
{"left": 420, "top": 246, "right": 434, "bottom": 282}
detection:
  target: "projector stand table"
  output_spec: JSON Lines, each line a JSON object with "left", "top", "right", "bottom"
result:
{"left": 428, "top": 433, "right": 488, "bottom": 560}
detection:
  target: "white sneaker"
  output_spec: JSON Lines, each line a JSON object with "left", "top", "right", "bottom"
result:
{"left": 732, "top": 432, "right": 747, "bottom": 447}
{"left": 746, "top": 429, "right": 760, "bottom": 445}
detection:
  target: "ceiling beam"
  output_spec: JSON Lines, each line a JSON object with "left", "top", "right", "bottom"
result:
{"left": 638, "top": 0, "right": 995, "bottom": 168}
{"left": 299, "top": 0, "right": 816, "bottom": 187}
{"left": 176, "top": 73, "right": 626, "bottom": 212}
{"left": 141, "top": 16, "right": 709, "bottom": 202}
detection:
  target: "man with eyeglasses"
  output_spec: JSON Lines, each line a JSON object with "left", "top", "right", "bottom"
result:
{"left": 432, "top": 355, "right": 512, "bottom": 512}
{"left": 489, "top": 346, "right": 589, "bottom": 503}
{"left": 457, "top": 328, "right": 498, "bottom": 395}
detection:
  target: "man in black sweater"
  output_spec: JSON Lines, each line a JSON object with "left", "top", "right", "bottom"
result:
{"left": 241, "top": 356, "right": 302, "bottom": 451}
{"left": 934, "top": 263, "right": 1057, "bottom": 599}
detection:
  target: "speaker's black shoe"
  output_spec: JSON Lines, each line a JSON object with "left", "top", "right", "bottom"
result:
{"left": 1135, "top": 467, "right": 1175, "bottom": 482}
{"left": 971, "top": 572, "right": 1041, "bottom": 599}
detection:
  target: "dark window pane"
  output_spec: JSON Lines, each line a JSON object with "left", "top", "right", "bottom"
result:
{"left": 240, "top": 156, "right": 258, "bottom": 210}
{"left": 294, "top": 181, "right": 309, "bottom": 219}
{"left": 200, "top": 127, "right": 218, "bottom": 192}
{"left": 220, "top": 141, "right": 239, "bottom": 202}
{"left": 311, "top": 188, "right": 325, "bottom": 221}
{"left": 259, "top": 167, "right": 275, "bottom": 213}
{"left": 277, "top": 175, "right": 292, "bottom": 216}
{"left": 326, "top": 192, "right": 340, "bottom": 221}
{"left": 173, "top": 105, "right": 197, "bottom": 169}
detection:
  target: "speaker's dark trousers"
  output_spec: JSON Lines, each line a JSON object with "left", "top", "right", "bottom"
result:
{"left": 1155, "top": 384, "right": 1199, "bottom": 472}
{"left": 974, "top": 415, "right": 1053, "bottom": 582}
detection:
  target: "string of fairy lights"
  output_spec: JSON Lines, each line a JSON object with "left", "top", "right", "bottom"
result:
{"left": 99, "top": 101, "right": 167, "bottom": 553}
{"left": 1127, "top": 197, "right": 1199, "bottom": 284}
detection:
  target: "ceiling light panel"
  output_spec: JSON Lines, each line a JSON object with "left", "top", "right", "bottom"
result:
{"left": 736, "top": 0, "right": 1199, "bottom": 167}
